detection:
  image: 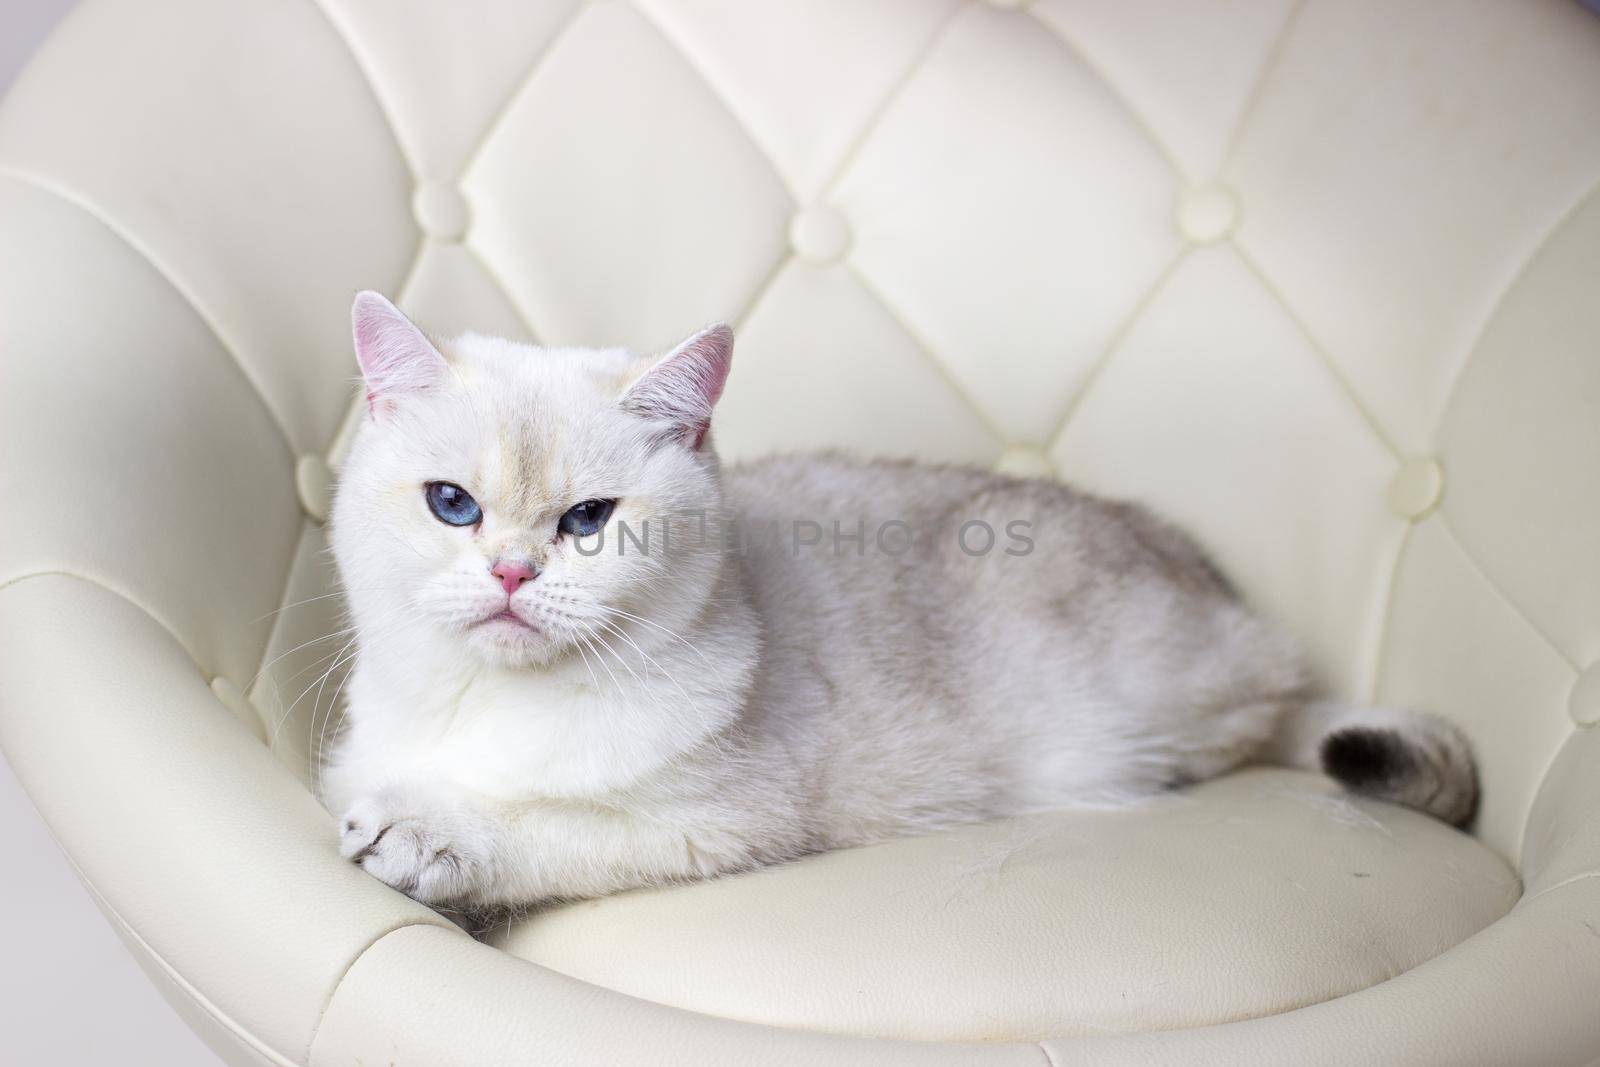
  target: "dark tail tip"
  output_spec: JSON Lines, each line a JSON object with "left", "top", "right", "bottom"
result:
{"left": 1319, "top": 724, "right": 1478, "bottom": 827}
{"left": 1319, "top": 727, "right": 1414, "bottom": 790}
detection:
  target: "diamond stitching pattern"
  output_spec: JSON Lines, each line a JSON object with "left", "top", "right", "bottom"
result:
{"left": 308, "top": 0, "right": 1404, "bottom": 485}
{"left": 4, "top": 0, "right": 1592, "bottom": 859}
{"left": 294, "top": 0, "right": 1595, "bottom": 698}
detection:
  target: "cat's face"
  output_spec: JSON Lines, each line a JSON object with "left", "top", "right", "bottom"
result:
{"left": 331, "top": 293, "right": 731, "bottom": 670}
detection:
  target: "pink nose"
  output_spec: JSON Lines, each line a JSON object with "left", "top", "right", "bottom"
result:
{"left": 490, "top": 559, "right": 536, "bottom": 596}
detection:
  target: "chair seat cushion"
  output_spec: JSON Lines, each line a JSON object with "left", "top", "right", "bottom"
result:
{"left": 492, "top": 768, "right": 1517, "bottom": 1042}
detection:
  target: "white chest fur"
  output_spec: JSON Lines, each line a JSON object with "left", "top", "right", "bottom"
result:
{"left": 324, "top": 639, "right": 739, "bottom": 812}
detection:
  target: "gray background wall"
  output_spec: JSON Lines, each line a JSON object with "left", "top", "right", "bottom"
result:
{"left": 1, "top": 0, "right": 75, "bottom": 93}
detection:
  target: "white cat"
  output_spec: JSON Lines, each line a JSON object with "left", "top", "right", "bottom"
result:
{"left": 323, "top": 291, "right": 1477, "bottom": 910}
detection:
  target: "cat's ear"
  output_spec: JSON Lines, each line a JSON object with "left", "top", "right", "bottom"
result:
{"left": 619, "top": 324, "right": 733, "bottom": 450}
{"left": 351, "top": 291, "right": 448, "bottom": 417}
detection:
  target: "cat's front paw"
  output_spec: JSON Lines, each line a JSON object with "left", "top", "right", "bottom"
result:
{"left": 339, "top": 794, "right": 493, "bottom": 905}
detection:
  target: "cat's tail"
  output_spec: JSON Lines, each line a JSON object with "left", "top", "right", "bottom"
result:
{"left": 1266, "top": 699, "right": 1479, "bottom": 827}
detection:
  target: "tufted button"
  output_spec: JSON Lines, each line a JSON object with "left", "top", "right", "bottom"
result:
{"left": 1571, "top": 663, "right": 1600, "bottom": 727}
{"left": 296, "top": 454, "right": 334, "bottom": 524}
{"left": 210, "top": 676, "right": 266, "bottom": 742}
{"left": 995, "top": 445, "right": 1056, "bottom": 479}
{"left": 1386, "top": 457, "right": 1444, "bottom": 520}
{"left": 412, "top": 181, "right": 471, "bottom": 242}
{"left": 1176, "top": 182, "right": 1241, "bottom": 245}
{"left": 789, "top": 206, "right": 852, "bottom": 266}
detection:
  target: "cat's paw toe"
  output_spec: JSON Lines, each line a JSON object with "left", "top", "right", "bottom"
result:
{"left": 337, "top": 797, "right": 390, "bottom": 860}
{"left": 337, "top": 798, "right": 487, "bottom": 904}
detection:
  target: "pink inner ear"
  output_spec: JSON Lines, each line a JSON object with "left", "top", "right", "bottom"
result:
{"left": 353, "top": 316, "right": 389, "bottom": 410}
{"left": 351, "top": 291, "right": 447, "bottom": 413}
{"left": 620, "top": 324, "right": 733, "bottom": 449}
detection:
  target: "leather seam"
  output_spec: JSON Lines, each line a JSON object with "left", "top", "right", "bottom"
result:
{"left": 0, "top": 166, "right": 299, "bottom": 458}
{"left": 0, "top": 569, "right": 208, "bottom": 676}
{"left": 1518, "top": 869, "right": 1600, "bottom": 909}
{"left": 306, "top": 920, "right": 461, "bottom": 1061}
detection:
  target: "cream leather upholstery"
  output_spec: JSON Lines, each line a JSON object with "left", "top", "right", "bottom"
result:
{"left": 1, "top": 0, "right": 1598, "bottom": 1063}
{"left": 496, "top": 769, "right": 1518, "bottom": 1041}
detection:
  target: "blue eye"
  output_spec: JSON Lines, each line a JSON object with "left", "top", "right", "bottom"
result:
{"left": 425, "top": 482, "right": 482, "bottom": 526}
{"left": 558, "top": 499, "right": 616, "bottom": 538}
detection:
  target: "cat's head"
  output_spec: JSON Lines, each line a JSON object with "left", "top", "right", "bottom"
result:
{"left": 330, "top": 291, "right": 732, "bottom": 669}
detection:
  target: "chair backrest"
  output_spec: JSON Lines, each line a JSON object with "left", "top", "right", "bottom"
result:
{"left": 3, "top": 0, "right": 1598, "bottom": 875}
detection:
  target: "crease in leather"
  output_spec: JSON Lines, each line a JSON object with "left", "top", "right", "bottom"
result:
{"left": 462, "top": 1, "right": 802, "bottom": 337}
{"left": 2, "top": 573, "right": 462, "bottom": 1063}
{"left": 0, "top": 166, "right": 300, "bottom": 457}
{"left": 628, "top": 0, "right": 804, "bottom": 207}
{"left": 729, "top": 248, "right": 796, "bottom": 332}
{"left": 1427, "top": 171, "right": 1600, "bottom": 445}
{"left": 1360, "top": 521, "right": 1414, "bottom": 703}
{"left": 844, "top": 260, "right": 1009, "bottom": 446}
{"left": 1023, "top": 9, "right": 1186, "bottom": 180}
{"left": 1227, "top": 237, "right": 1403, "bottom": 460}
{"left": 251, "top": 521, "right": 339, "bottom": 740}
{"left": 1216, "top": 0, "right": 1308, "bottom": 168}
{"left": 1522, "top": 774, "right": 1600, "bottom": 897}
{"left": 304, "top": 0, "right": 423, "bottom": 179}
{"left": 260, "top": 1, "right": 427, "bottom": 355}
{"left": 1042, "top": 248, "right": 1191, "bottom": 449}
{"left": 0, "top": 570, "right": 208, "bottom": 680}
{"left": 1521, "top": 868, "right": 1600, "bottom": 909}
{"left": 452, "top": 3, "right": 587, "bottom": 183}
{"left": 55, "top": 842, "right": 302, "bottom": 1067}
{"left": 315, "top": 232, "right": 431, "bottom": 473}
{"left": 806, "top": 0, "right": 969, "bottom": 199}
{"left": 1, "top": 1, "right": 1593, "bottom": 1058}
{"left": 1434, "top": 510, "right": 1580, "bottom": 674}
{"left": 460, "top": 240, "right": 546, "bottom": 344}
{"left": 391, "top": 230, "right": 431, "bottom": 311}
{"left": 321, "top": 234, "right": 428, "bottom": 467}
{"left": 305, "top": 919, "right": 469, "bottom": 1060}
{"left": 324, "top": 392, "right": 367, "bottom": 472}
